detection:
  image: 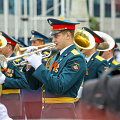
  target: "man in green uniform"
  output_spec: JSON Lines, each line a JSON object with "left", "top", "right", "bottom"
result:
{"left": 23, "top": 18, "right": 87, "bottom": 119}
{"left": 81, "top": 27, "right": 109, "bottom": 82}
{"left": 0, "top": 31, "right": 28, "bottom": 119}
{"left": 95, "top": 31, "right": 120, "bottom": 69}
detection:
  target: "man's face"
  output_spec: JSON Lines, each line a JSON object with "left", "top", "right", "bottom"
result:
{"left": 31, "top": 40, "right": 43, "bottom": 46}
{"left": 52, "top": 32, "right": 67, "bottom": 50}
{"left": 0, "top": 45, "right": 10, "bottom": 56}
{"left": 101, "top": 51, "right": 108, "bottom": 59}
{"left": 81, "top": 49, "right": 89, "bottom": 56}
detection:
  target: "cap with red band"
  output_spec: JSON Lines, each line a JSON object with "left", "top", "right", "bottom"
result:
{"left": 0, "top": 31, "right": 19, "bottom": 46}
{"left": 82, "top": 27, "right": 104, "bottom": 44}
{"left": 47, "top": 18, "right": 80, "bottom": 35}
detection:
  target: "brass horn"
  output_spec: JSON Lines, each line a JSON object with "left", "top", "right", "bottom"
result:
{"left": 74, "top": 29, "right": 95, "bottom": 50}
{"left": 0, "top": 43, "right": 56, "bottom": 69}
{"left": 94, "top": 31, "right": 115, "bottom": 51}
{"left": 0, "top": 35, "right": 7, "bottom": 48}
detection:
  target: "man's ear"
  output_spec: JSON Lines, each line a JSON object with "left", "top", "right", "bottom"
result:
{"left": 66, "top": 31, "right": 71, "bottom": 40}
{"left": 41, "top": 41, "right": 45, "bottom": 45}
{"left": 8, "top": 44, "right": 12, "bottom": 50}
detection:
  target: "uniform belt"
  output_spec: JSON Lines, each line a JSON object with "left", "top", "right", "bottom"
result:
{"left": 42, "top": 97, "right": 79, "bottom": 104}
{"left": 2, "top": 89, "right": 20, "bottom": 94}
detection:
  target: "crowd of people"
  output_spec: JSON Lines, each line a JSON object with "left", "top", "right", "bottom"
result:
{"left": 0, "top": 18, "right": 120, "bottom": 120}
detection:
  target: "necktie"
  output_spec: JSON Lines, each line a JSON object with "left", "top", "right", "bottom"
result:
{"left": 55, "top": 52, "right": 60, "bottom": 60}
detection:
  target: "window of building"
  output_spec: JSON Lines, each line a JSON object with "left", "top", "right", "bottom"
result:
{"left": 0, "top": 0, "right": 3, "bottom": 14}
{"left": 22, "top": 0, "right": 29, "bottom": 15}
{"left": 46, "top": 0, "right": 54, "bottom": 15}
{"left": 116, "top": 0, "right": 120, "bottom": 17}
{"left": 37, "top": 0, "right": 42, "bottom": 15}
{"left": 94, "top": 0, "right": 100, "bottom": 17}
{"left": 58, "top": 0, "right": 61, "bottom": 15}
{"left": 86, "top": 0, "right": 89, "bottom": 13}
{"left": 105, "top": 0, "right": 111, "bottom": 17}
{"left": 9, "top": 0, "right": 14, "bottom": 14}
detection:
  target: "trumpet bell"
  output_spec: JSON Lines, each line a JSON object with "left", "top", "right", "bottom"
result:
{"left": 94, "top": 31, "right": 115, "bottom": 51}
{"left": 74, "top": 29, "right": 95, "bottom": 50}
{"left": 0, "top": 35, "right": 7, "bottom": 48}
{"left": 0, "top": 54, "right": 8, "bottom": 69}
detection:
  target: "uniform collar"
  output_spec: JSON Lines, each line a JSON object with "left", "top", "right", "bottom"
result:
{"left": 108, "top": 56, "right": 114, "bottom": 62}
{"left": 60, "top": 44, "right": 73, "bottom": 55}
{"left": 85, "top": 52, "right": 96, "bottom": 62}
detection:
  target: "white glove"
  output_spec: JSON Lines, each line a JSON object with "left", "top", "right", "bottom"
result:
{"left": 0, "top": 71, "right": 6, "bottom": 84}
{"left": 26, "top": 46, "right": 42, "bottom": 69}
{"left": 0, "top": 103, "right": 13, "bottom": 120}
{"left": 25, "top": 46, "right": 38, "bottom": 65}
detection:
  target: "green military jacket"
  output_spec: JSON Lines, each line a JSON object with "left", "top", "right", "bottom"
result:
{"left": 84, "top": 52, "right": 109, "bottom": 82}
{"left": 1, "top": 53, "right": 28, "bottom": 90}
{"left": 24, "top": 44, "right": 87, "bottom": 98}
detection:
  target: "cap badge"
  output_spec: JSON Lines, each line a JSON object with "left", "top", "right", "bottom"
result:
{"left": 0, "top": 32, "right": 2, "bottom": 35}
{"left": 49, "top": 20, "right": 52, "bottom": 24}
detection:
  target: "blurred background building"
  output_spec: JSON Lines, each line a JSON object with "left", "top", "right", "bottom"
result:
{"left": 0, "top": 0, "right": 120, "bottom": 49}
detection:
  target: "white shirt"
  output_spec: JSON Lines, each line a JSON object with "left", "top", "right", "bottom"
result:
{"left": 107, "top": 57, "right": 113, "bottom": 62}
{"left": 59, "top": 44, "right": 73, "bottom": 55}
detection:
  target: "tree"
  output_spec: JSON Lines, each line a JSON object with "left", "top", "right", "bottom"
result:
{"left": 89, "top": 16, "right": 100, "bottom": 31}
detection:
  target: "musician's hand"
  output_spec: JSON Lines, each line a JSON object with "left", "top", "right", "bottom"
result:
{"left": 0, "top": 71, "right": 6, "bottom": 84}
{"left": 26, "top": 46, "right": 42, "bottom": 69}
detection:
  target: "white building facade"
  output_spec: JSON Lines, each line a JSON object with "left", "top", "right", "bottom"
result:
{"left": 0, "top": 0, "right": 120, "bottom": 46}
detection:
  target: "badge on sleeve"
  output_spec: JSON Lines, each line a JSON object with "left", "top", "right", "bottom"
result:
{"left": 72, "top": 62, "right": 80, "bottom": 71}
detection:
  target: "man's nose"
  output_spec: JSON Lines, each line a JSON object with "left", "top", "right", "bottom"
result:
{"left": 52, "top": 37, "right": 55, "bottom": 43}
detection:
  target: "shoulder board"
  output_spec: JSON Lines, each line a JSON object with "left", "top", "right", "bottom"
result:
{"left": 95, "top": 55, "right": 105, "bottom": 61}
{"left": 71, "top": 49, "right": 80, "bottom": 55}
{"left": 14, "top": 58, "right": 21, "bottom": 62}
{"left": 112, "top": 59, "right": 120, "bottom": 65}
{"left": 43, "top": 51, "right": 49, "bottom": 55}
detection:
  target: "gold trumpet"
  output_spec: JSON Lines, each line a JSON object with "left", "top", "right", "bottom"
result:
{"left": 0, "top": 43, "right": 56, "bottom": 69}
{"left": 15, "top": 43, "right": 55, "bottom": 54}
{"left": 74, "top": 29, "right": 95, "bottom": 50}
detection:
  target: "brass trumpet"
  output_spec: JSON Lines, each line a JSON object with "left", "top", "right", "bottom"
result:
{"left": 0, "top": 43, "right": 56, "bottom": 69}
{"left": 15, "top": 43, "right": 55, "bottom": 53}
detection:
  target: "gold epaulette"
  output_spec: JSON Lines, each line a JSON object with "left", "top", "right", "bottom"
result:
{"left": 112, "top": 59, "right": 120, "bottom": 65}
{"left": 95, "top": 55, "right": 105, "bottom": 61}
{"left": 43, "top": 51, "right": 49, "bottom": 55}
{"left": 71, "top": 49, "right": 80, "bottom": 55}
{"left": 14, "top": 58, "right": 21, "bottom": 62}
